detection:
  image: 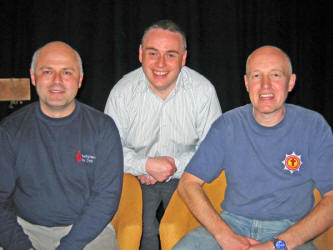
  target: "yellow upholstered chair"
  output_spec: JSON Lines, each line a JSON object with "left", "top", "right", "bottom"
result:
{"left": 111, "top": 173, "right": 142, "bottom": 250}
{"left": 313, "top": 189, "right": 333, "bottom": 249}
{"left": 159, "top": 171, "right": 333, "bottom": 250}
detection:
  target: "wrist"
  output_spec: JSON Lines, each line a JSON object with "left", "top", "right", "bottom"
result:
{"left": 213, "top": 224, "right": 236, "bottom": 245}
{"left": 145, "top": 157, "right": 153, "bottom": 172}
{"left": 272, "top": 237, "right": 287, "bottom": 249}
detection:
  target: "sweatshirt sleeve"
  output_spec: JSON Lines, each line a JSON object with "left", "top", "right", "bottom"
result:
{"left": 0, "top": 127, "right": 34, "bottom": 250}
{"left": 56, "top": 117, "right": 124, "bottom": 249}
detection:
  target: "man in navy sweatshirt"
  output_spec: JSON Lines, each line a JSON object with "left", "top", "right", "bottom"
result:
{"left": 0, "top": 41, "right": 123, "bottom": 250}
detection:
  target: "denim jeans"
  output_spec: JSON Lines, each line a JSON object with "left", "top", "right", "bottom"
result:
{"left": 140, "top": 179, "right": 179, "bottom": 250}
{"left": 172, "top": 210, "right": 317, "bottom": 250}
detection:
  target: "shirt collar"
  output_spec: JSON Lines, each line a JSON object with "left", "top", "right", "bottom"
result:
{"left": 136, "top": 66, "right": 192, "bottom": 95}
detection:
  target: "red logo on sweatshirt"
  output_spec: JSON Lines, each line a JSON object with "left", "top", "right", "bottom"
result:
{"left": 76, "top": 150, "right": 82, "bottom": 162}
{"left": 282, "top": 152, "right": 302, "bottom": 174}
{"left": 75, "top": 150, "right": 96, "bottom": 164}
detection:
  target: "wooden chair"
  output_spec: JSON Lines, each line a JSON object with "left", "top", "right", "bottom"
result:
{"left": 160, "top": 171, "right": 333, "bottom": 250}
{"left": 0, "top": 78, "right": 30, "bottom": 101}
{"left": 111, "top": 173, "right": 142, "bottom": 250}
{"left": 0, "top": 78, "right": 30, "bottom": 115}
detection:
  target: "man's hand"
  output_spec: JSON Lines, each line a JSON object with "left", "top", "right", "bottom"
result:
{"left": 216, "top": 232, "right": 260, "bottom": 250}
{"left": 137, "top": 175, "right": 158, "bottom": 185}
{"left": 246, "top": 241, "right": 274, "bottom": 250}
{"left": 145, "top": 156, "right": 176, "bottom": 182}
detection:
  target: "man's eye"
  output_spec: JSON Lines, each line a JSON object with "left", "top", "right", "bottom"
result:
{"left": 43, "top": 70, "right": 52, "bottom": 75}
{"left": 271, "top": 73, "right": 281, "bottom": 78}
{"left": 64, "top": 71, "right": 72, "bottom": 75}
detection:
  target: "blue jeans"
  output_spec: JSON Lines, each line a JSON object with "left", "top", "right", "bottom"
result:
{"left": 173, "top": 210, "right": 317, "bottom": 250}
{"left": 140, "top": 179, "right": 179, "bottom": 250}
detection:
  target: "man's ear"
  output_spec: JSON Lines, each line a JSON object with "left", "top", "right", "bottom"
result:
{"left": 288, "top": 73, "right": 296, "bottom": 92}
{"left": 139, "top": 45, "right": 143, "bottom": 63}
{"left": 244, "top": 74, "right": 249, "bottom": 92}
{"left": 30, "top": 70, "right": 36, "bottom": 87}
{"left": 78, "top": 73, "right": 83, "bottom": 88}
{"left": 181, "top": 50, "right": 187, "bottom": 67}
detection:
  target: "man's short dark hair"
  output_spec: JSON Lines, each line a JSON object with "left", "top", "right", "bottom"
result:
{"left": 141, "top": 19, "right": 187, "bottom": 51}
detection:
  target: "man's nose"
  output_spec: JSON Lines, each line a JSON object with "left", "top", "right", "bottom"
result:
{"left": 156, "top": 55, "right": 166, "bottom": 67}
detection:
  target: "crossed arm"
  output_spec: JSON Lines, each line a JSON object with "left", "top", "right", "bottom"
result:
{"left": 271, "top": 189, "right": 333, "bottom": 250}
{"left": 178, "top": 172, "right": 333, "bottom": 250}
{"left": 138, "top": 156, "right": 177, "bottom": 184}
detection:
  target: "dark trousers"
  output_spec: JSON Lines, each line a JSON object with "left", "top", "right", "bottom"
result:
{"left": 140, "top": 179, "right": 179, "bottom": 250}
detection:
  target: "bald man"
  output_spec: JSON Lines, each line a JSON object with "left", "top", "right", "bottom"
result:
{"left": 174, "top": 46, "right": 333, "bottom": 250}
{"left": 0, "top": 41, "right": 123, "bottom": 250}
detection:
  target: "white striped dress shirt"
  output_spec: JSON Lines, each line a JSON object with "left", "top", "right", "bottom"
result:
{"left": 104, "top": 66, "right": 222, "bottom": 179}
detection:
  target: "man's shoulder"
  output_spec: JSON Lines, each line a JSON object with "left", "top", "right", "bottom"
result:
{"left": 286, "top": 104, "right": 325, "bottom": 122}
{"left": 77, "top": 102, "right": 119, "bottom": 137}
{"left": 181, "top": 66, "right": 214, "bottom": 87}
{"left": 78, "top": 101, "right": 114, "bottom": 123}
{"left": 222, "top": 104, "right": 246, "bottom": 116}
{"left": 111, "top": 67, "right": 145, "bottom": 95}
{"left": 179, "top": 67, "right": 218, "bottom": 102}
{"left": 211, "top": 105, "right": 248, "bottom": 128}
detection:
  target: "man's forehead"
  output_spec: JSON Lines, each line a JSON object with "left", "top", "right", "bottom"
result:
{"left": 36, "top": 48, "right": 78, "bottom": 65}
{"left": 143, "top": 29, "right": 183, "bottom": 45}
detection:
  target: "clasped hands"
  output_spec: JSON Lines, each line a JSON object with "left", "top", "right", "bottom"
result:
{"left": 138, "top": 156, "right": 176, "bottom": 185}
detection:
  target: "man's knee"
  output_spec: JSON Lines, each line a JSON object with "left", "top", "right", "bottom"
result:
{"left": 172, "top": 226, "right": 221, "bottom": 250}
{"left": 84, "top": 224, "right": 119, "bottom": 250}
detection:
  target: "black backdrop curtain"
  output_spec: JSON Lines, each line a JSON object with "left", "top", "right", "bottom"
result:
{"left": 1, "top": 0, "right": 332, "bottom": 127}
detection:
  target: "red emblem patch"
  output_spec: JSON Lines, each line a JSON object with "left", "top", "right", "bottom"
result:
{"left": 76, "top": 150, "right": 82, "bottom": 162}
{"left": 282, "top": 152, "right": 302, "bottom": 174}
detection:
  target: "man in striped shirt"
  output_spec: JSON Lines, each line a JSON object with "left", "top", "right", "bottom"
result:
{"left": 104, "top": 19, "right": 222, "bottom": 250}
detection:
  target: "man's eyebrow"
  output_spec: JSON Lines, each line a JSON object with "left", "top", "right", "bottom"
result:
{"left": 41, "top": 66, "right": 75, "bottom": 70}
{"left": 144, "top": 47, "right": 157, "bottom": 51}
{"left": 39, "top": 66, "right": 52, "bottom": 70}
{"left": 62, "top": 67, "right": 76, "bottom": 71}
{"left": 166, "top": 50, "right": 180, "bottom": 54}
{"left": 144, "top": 47, "right": 180, "bottom": 54}
{"left": 38, "top": 66, "right": 76, "bottom": 72}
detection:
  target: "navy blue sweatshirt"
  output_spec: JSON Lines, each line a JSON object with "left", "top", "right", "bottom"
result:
{"left": 0, "top": 101, "right": 123, "bottom": 249}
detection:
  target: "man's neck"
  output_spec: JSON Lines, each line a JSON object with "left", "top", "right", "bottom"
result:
{"left": 40, "top": 102, "right": 76, "bottom": 118}
{"left": 253, "top": 107, "right": 285, "bottom": 127}
{"left": 150, "top": 84, "right": 176, "bottom": 100}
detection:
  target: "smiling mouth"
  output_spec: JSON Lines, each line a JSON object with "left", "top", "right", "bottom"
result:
{"left": 260, "top": 94, "right": 274, "bottom": 98}
{"left": 153, "top": 71, "right": 168, "bottom": 76}
{"left": 49, "top": 89, "right": 65, "bottom": 94}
